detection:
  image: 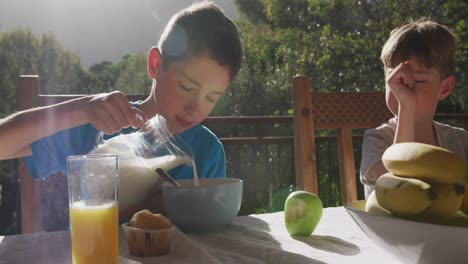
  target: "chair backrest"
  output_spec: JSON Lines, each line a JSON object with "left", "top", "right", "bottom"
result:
{"left": 292, "top": 76, "right": 392, "bottom": 204}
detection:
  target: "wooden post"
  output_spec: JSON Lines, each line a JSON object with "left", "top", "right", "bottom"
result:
{"left": 292, "top": 77, "right": 318, "bottom": 195}
{"left": 336, "top": 128, "right": 358, "bottom": 204}
{"left": 17, "top": 75, "right": 42, "bottom": 233}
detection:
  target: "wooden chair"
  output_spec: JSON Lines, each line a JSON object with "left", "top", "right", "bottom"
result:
{"left": 292, "top": 76, "right": 392, "bottom": 204}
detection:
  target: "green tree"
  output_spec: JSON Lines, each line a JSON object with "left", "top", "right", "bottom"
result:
{"left": 0, "top": 29, "right": 39, "bottom": 115}
{"left": 233, "top": 0, "right": 468, "bottom": 109}
{"left": 86, "top": 61, "right": 118, "bottom": 93}
{"left": 38, "top": 32, "right": 88, "bottom": 94}
{"left": 114, "top": 53, "right": 152, "bottom": 95}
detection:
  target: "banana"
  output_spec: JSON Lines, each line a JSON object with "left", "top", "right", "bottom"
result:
{"left": 418, "top": 182, "right": 465, "bottom": 221}
{"left": 375, "top": 172, "right": 435, "bottom": 216}
{"left": 441, "top": 211, "right": 468, "bottom": 228}
{"left": 365, "top": 190, "right": 391, "bottom": 216}
{"left": 460, "top": 165, "right": 468, "bottom": 214}
{"left": 461, "top": 193, "right": 468, "bottom": 215}
{"left": 382, "top": 142, "right": 467, "bottom": 184}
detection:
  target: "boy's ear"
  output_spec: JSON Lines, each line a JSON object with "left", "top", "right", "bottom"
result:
{"left": 147, "top": 47, "right": 162, "bottom": 79}
{"left": 439, "top": 75, "right": 455, "bottom": 100}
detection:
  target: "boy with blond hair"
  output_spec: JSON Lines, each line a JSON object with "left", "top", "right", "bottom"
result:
{"left": 360, "top": 18, "right": 468, "bottom": 198}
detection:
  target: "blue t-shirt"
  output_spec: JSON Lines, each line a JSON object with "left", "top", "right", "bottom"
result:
{"left": 25, "top": 120, "right": 226, "bottom": 181}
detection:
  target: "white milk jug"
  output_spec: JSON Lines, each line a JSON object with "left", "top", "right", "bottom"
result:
{"left": 90, "top": 115, "right": 195, "bottom": 211}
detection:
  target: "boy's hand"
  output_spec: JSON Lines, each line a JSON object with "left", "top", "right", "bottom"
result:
{"left": 386, "top": 61, "right": 417, "bottom": 108}
{"left": 86, "top": 91, "right": 148, "bottom": 134}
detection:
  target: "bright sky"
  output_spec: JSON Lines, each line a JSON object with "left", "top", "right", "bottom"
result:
{"left": 0, "top": 0, "right": 236, "bottom": 67}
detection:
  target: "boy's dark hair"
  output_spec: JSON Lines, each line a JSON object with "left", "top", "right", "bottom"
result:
{"left": 158, "top": 1, "right": 243, "bottom": 81}
{"left": 380, "top": 18, "right": 457, "bottom": 78}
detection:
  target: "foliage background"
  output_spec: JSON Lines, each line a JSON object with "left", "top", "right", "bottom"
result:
{"left": 0, "top": 0, "right": 467, "bottom": 234}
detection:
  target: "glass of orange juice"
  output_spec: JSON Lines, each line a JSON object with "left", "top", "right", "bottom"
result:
{"left": 67, "top": 154, "right": 119, "bottom": 264}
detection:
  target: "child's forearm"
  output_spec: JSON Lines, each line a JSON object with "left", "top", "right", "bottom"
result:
{"left": 0, "top": 96, "right": 92, "bottom": 160}
{"left": 394, "top": 104, "right": 437, "bottom": 145}
{"left": 394, "top": 104, "right": 417, "bottom": 144}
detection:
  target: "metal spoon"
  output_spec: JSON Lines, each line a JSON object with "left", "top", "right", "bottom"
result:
{"left": 156, "top": 168, "right": 181, "bottom": 187}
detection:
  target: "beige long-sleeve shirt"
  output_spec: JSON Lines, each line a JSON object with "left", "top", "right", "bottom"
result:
{"left": 360, "top": 117, "right": 468, "bottom": 198}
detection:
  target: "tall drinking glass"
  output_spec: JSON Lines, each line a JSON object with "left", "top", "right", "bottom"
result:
{"left": 67, "top": 154, "right": 119, "bottom": 264}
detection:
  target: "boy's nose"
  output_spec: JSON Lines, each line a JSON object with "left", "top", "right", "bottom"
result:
{"left": 184, "top": 99, "right": 200, "bottom": 115}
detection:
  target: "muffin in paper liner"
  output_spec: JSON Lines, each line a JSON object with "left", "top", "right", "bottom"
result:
{"left": 122, "top": 223, "right": 175, "bottom": 257}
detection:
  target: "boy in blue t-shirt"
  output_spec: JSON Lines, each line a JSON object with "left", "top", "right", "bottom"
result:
{"left": 0, "top": 1, "right": 243, "bottom": 226}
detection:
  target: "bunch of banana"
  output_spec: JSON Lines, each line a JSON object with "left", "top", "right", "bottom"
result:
{"left": 366, "top": 142, "right": 468, "bottom": 223}
{"left": 365, "top": 190, "right": 390, "bottom": 216}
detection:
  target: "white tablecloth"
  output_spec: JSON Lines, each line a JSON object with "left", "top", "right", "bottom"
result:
{"left": 0, "top": 207, "right": 400, "bottom": 264}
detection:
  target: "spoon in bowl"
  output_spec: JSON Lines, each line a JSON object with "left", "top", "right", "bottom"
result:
{"left": 156, "top": 168, "right": 181, "bottom": 187}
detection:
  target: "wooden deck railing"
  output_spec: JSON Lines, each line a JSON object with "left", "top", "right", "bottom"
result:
{"left": 203, "top": 114, "right": 468, "bottom": 144}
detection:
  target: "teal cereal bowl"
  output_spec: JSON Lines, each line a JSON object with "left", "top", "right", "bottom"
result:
{"left": 161, "top": 178, "right": 243, "bottom": 233}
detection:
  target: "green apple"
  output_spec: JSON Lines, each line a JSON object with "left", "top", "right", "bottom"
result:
{"left": 284, "top": 190, "right": 323, "bottom": 236}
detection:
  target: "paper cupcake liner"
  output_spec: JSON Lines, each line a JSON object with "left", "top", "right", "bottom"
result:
{"left": 122, "top": 223, "right": 175, "bottom": 257}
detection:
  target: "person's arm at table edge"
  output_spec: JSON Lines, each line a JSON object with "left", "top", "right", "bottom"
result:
{"left": 0, "top": 96, "right": 92, "bottom": 160}
{"left": 0, "top": 92, "right": 147, "bottom": 161}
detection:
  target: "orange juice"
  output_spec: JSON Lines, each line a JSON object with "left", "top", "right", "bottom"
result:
{"left": 69, "top": 200, "right": 119, "bottom": 264}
